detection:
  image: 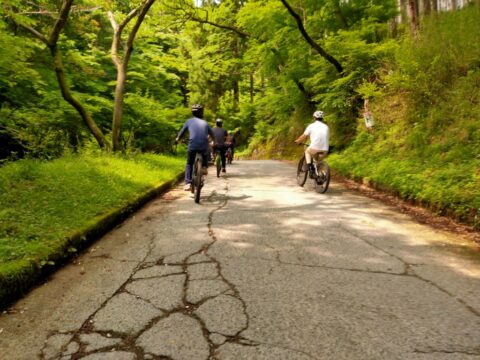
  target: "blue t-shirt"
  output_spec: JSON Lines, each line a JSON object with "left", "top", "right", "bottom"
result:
{"left": 177, "top": 117, "right": 213, "bottom": 151}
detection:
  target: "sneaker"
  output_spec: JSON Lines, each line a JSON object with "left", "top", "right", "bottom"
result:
{"left": 222, "top": 168, "right": 226, "bottom": 173}
{"left": 183, "top": 183, "right": 191, "bottom": 191}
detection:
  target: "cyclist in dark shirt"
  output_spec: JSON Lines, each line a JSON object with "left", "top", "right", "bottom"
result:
{"left": 211, "top": 119, "right": 229, "bottom": 174}
{"left": 176, "top": 104, "right": 214, "bottom": 191}
{"left": 228, "top": 132, "right": 236, "bottom": 161}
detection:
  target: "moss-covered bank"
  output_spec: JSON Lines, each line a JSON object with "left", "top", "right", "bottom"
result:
{"left": 0, "top": 153, "right": 184, "bottom": 308}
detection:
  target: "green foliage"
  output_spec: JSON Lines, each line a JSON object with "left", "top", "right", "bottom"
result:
{"left": 331, "top": 6, "right": 480, "bottom": 226}
{"left": 0, "top": 0, "right": 478, "bottom": 227}
{"left": 0, "top": 153, "right": 184, "bottom": 268}
{"left": 0, "top": 0, "right": 189, "bottom": 159}
{"left": 123, "top": 95, "right": 189, "bottom": 153}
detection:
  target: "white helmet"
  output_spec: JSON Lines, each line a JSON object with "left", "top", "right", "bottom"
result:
{"left": 313, "top": 110, "right": 324, "bottom": 120}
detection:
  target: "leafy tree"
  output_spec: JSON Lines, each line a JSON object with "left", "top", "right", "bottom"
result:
{"left": 108, "top": 0, "right": 156, "bottom": 152}
{"left": 5, "top": 0, "right": 108, "bottom": 148}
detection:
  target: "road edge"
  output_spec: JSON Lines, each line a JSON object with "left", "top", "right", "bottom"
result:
{"left": 0, "top": 172, "right": 184, "bottom": 310}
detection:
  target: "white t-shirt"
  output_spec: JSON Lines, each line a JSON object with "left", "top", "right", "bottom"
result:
{"left": 304, "top": 121, "right": 329, "bottom": 151}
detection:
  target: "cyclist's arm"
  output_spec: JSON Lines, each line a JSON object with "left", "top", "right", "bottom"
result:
{"left": 207, "top": 125, "right": 214, "bottom": 139}
{"left": 295, "top": 133, "right": 308, "bottom": 144}
{"left": 176, "top": 121, "right": 189, "bottom": 143}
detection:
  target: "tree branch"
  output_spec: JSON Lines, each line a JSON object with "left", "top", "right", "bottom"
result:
{"left": 16, "top": 23, "right": 49, "bottom": 45}
{"left": 108, "top": 11, "right": 122, "bottom": 67}
{"left": 108, "top": 3, "right": 148, "bottom": 67}
{"left": 18, "top": 6, "right": 101, "bottom": 16}
{"left": 108, "top": 11, "right": 118, "bottom": 31}
{"left": 162, "top": 0, "right": 250, "bottom": 38}
{"left": 189, "top": 15, "right": 250, "bottom": 38}
{"left": 118, "top": 7, "right": 142, "bottom": 33}
{"left": 280, "top": 0, "right": 343, "bottom": 74}
{"left": 124, "top": 0, "right": 156, "bottom": 64}
{"left": 49, "top": 0, "right": 74, "bottom": 46}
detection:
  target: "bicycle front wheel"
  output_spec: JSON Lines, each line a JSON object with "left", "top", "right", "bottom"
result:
{"left": 314, "top": 161, "right": 330, "bottom": 193}
{"left": 194, "top": 158, "right": 202, "bottom": 203}
{"left": 296, "top": 156, "right": 308, "bottom": 187}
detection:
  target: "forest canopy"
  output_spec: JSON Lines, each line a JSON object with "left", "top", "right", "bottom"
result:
{"left": 0, "top": 0, "right": 401, "bottom": 158}
{"left": 0, "top": 0, "right": 477, "bottom": 160}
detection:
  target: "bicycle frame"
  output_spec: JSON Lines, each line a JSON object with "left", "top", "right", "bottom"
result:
{"left": 296, "top": 144, "right": 330, "bottom": 193}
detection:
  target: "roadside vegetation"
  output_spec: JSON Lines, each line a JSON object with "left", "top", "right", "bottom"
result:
{"left": 0, "top": 153, "right": 184, "bottom": 306}
{"left": 329, "top": 6, "right": 480, "bottom": 226}
{"left": 0, "top": 0, "right": 478, "bottom": 305}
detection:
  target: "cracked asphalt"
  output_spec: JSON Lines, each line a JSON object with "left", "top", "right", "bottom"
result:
{"left": 1, "top": 160, "right": 480, "bottom": 360}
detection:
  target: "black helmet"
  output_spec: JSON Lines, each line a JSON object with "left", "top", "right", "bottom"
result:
{"left": 216, "top": 118, "right": 223, "bottom": 126}
{"left": 191, "top": 104, "right": 204, "bottom": 118}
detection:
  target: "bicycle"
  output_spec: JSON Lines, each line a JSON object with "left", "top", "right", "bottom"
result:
{"left": 191, "top": 151, "right": 205, "bottom": 203}
{"left": 296, "top": 145, "right": 330, "bottom": 193}
{"left": 213, "top": 147, "right": 228, "bottom": 177}
{"left": 214, "top": 149, "right": 222, "bottom": 177}
{"left": 226, "top": 145, "right": 233, "bottom": 164}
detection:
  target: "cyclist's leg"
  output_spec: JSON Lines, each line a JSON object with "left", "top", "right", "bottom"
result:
{"left": 184, "top": 149, "right": 196, "bottom": 189}
{"left": 220, "top": 147, "right": 227, "bottom": 171}
{"left": 305, "top": 147, "right": 314, "bottom": 164}
{"left": 305, "top": 147, "right": 315, "bottom": 173}
{"left": 201, "top": 149, "right": 209, "bottom": 175}
{"left": 208, "top": 143, "right": 213, "bottom": 162}
{"left": 316, "top": 151, "right": 327, "bottom": 161}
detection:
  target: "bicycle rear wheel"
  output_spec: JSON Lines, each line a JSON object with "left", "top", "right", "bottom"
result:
{"left": 314, "top": 161, "right": 330, "bottom": 193}
{"left": 226, "top": 148, "right": 232, "bottom": 164}
{"left": 194, "top": 157, "right": 202, "bottom": 203}
{"left": 296, "top": 156, "right": 308, "bottom": 187}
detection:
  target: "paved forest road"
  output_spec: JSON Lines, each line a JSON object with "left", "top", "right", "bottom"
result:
{"left": 1, "top": 160, "right": 480, "bottom": 360}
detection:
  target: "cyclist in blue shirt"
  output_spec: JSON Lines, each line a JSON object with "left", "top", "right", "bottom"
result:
{"left": 176, "top": 104, "right": 214, "bottom": 191}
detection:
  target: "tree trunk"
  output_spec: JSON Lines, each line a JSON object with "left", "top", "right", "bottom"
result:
{"left": 232, "top": 37, "right": 240, "bottom": 111}
{"left": 51, "top": 46, "right": 107, "bottom": 149}
{"left": 408, "top": 0, "right": 419, "bottom": 36}
{"left": 432, "top": 0, "right": 438, "bottom": 12}
{"left": 423, "top": 0, "right": 432, "bottom": 15}
{"left": 399, "top": 0, "right": 409, "bottom": 23}
{"left": 112, "top": 63, "right": 127, "bottom": 152}
{"left": 233, "top": 78, "right": 240, "bottom": 110}
{"left": 109, "top": 0, "right": 156, "bottom": 152}
{"left": 333, "top": 0, "right": 348, "bottom": 29}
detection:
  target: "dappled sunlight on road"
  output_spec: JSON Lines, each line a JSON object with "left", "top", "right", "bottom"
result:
{"left": 1, "top": 160, "right": 478, "bottom": 360}
{"left": 210, "top": 161, "right": 480, "bottom": 312}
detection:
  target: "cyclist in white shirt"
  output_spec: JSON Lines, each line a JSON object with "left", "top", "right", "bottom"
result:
{"left": 294, "top": 110, "right": 329, "bottom": 176}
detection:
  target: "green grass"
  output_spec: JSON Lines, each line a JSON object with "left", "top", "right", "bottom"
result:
{"left": 0, "top": 152, "right": 184, "bottom": 307}
{"left": 330, "top": 151, "right": 480, "bottom": 223}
